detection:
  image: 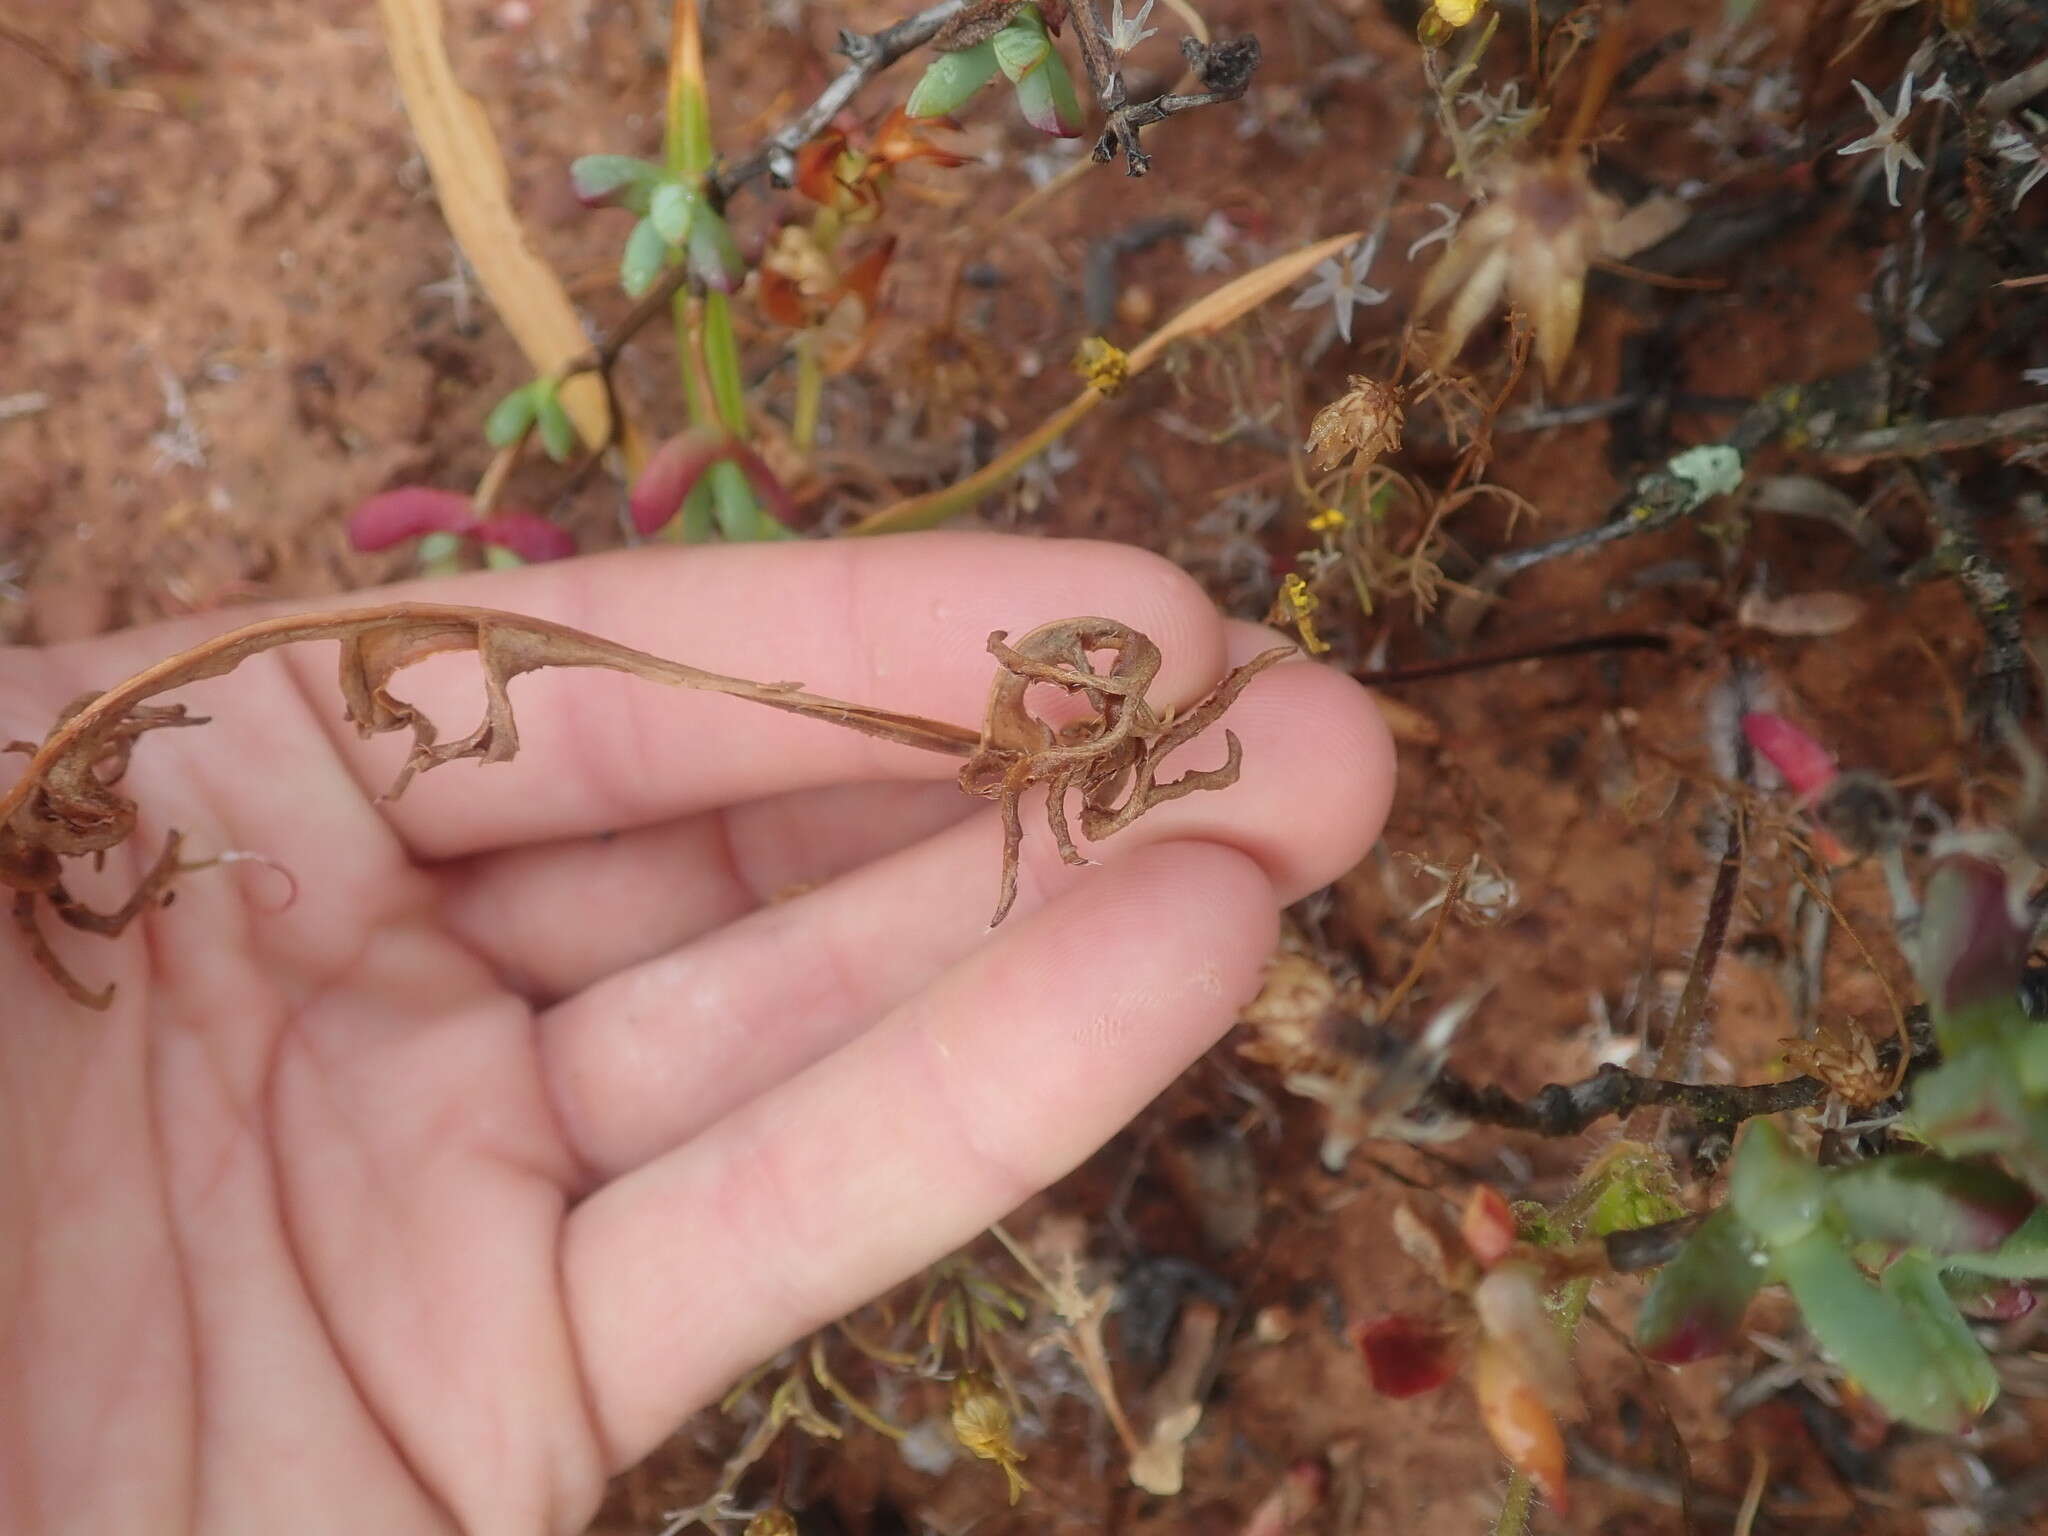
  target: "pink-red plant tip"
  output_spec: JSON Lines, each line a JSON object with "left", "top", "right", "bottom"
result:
{"left": 345, "top": 487, "right": 572, "bottom": 561}
{"left": 1742, "top": 711, "right": 1840, "bottom": 802}
{"left": 1354, "top": 1316, "right": 1460, "bottom": 1399}
{"left": 1462, "top": 1185, "right": 1518, "bottom": 1269}
{"left": 470, "top": 511, "right": 576, "bottom": 562}
{"left": 347, "top": 487, "right": 479, "bottom": 551}
{"left": 628, "top": 430, "right": 727, "bottom": 535}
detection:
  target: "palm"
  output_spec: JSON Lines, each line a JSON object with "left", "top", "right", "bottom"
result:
{"left": 1, "top": 536, "right": 1390, "bottom": 1534}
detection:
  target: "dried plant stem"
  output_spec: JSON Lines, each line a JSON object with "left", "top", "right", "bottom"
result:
{"left": 4, "top": 604, "right": 1272, "bottom": 1006}
{"left": 849, "top": 232, "right": 1362, "bottom": 535}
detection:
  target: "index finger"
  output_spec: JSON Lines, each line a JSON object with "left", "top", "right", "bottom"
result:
{"left": 275, "top": 532, "right": 1229, "bottom": 860}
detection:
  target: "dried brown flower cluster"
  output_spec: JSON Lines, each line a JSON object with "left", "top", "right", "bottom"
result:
{"left": 1305, "top": 375, "right": 1406, "bottom": 473}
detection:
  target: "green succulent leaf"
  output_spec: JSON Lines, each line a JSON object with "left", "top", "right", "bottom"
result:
{"left": 1948, "top": 1207, "right": 2048, "bottom": 1279}
{"left": 686, "top": 205, "right": 745, "bottom": 293}
{"left": 905, "top": 40, "right": 1002, "bottom": 119}
{"left": 532, "top": 387, "right": 576, "bottom": 463}
{"left": 1011, "top": 46, "right": 1084, "bottom": 137}
{"left": 1829, "top": 1156, "right": 2038, "bottom": 1257}
{"left": 1775, "top": 1230, "right": 1983, "bottom": 1434}
{"left": 620, "top": 216, "right": 670, "bottom": 299}
{"left": 648, "top": 180, "right": 698, "bottom": 245}
{"left": 1727, "top": 1120, "right": 1828, "bottom": 1250}
{"left": 1882, "top": 1250, "right": 2001, "bottom": 1427}
{"left": 991, "top": 7, "right": 1051, "bottom": 81}
{"left": 483, "top": 383, "right": 541, "bottom": 448}
{"left": 1636, "top": 1207, "right": 1770, "bottom": 1364}
{"left": 570, "top": 154, "right": 663, "bottom": 213}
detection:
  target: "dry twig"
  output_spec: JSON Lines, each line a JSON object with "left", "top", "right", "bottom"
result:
{"left": 2, "top": 605, "right": 1275, "bottom": 1005}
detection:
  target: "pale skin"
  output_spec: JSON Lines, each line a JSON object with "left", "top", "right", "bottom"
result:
{"left": 0, "top": 533, "right": 1393, "bottom": 1535}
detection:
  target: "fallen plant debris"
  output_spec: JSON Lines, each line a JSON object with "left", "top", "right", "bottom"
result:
{"left": 0, "top": 604, "right": 1282, "bottom": 1006}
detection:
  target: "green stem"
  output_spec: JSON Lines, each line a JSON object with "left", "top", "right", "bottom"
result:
{"left": 1492, "top": 1475, "right": 1535, "bottom": 1536}
{"left": 793, "top": 331, "right": 824, "bottom": 453}
{"left": 701, "top": 293, "right": 749, "bottom": 433}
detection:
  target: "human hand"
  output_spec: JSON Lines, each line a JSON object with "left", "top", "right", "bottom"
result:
{"left": 0, "top": 533, "right": 1391, "bottom": 1534}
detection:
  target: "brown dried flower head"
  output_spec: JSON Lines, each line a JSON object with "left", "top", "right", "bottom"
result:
{"left": 1782, "top": 1018, "right": 1894, "bottom": 1108}
{"left": 1238, "top": 949, "right": 1342, "bottom": 1072}
{"left": 1415, "top": 156, "right": 1622, "bottom": 384}
{"left": 1306, "top": 375, "right": 1405, "bottom": 473}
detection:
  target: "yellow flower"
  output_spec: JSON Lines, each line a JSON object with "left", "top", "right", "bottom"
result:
{"left": 951, "top": 1373, "right": 1030, "bottom": 1504}
{"left": 1434, "top": 0, "right": 1482, "bottom": 23}
{"left": 1074, "top": 336, "right": 1131, "bottom": 396}
{"left": 1308, "top": 506, "right": 1348, "bottom": 534}
{"left": 1273, "top": 573, "right": 1330, "bottom": 655}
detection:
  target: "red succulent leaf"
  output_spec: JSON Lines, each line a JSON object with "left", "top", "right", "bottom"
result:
{"left": 470, "top": 510, "right": 575, "bottom": 562}
{"left": 629, "top": 428, "right": 730, "bottom": 536}
{"left": 347, "top": 487, "right": 478, "bottom": 552}
{"left": 1353, "top": 1315, "right": 1460, "bottom": 1398}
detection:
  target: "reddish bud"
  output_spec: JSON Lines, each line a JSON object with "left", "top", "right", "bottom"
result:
{"left": 1353, "top": 1315, "right": 1460, "bottom": 1398}
{"left": 1461, "top": 1186, "right": 1518, "bottom": 1269}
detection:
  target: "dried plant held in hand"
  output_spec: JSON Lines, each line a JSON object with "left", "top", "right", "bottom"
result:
{"left": 956, "top": 619, "right": 1293, "bottom": 924}
{"left": 1, "top": 605, "right": 1283, "bottom": 1007}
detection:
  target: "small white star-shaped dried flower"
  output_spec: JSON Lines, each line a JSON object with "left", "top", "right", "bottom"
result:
{"left": 1838, "top": 73, "right": 1925, "bottom": 207}
{"left": 1291, "top": 234, "right": 1389, "bottom": 343}
{"left": 1108, "top": 0, "right": 1157, "bottom": 56}
{"left": 1181, "top": 211, "right": 1237, "bottom": 274}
